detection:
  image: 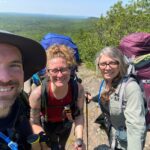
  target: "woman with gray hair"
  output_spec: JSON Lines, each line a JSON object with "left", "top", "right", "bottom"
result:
{"left": 86, "top": 46, "right": 146, "bottom": 150}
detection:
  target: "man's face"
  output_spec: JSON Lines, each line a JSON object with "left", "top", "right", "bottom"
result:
{"left": 0, "top": 43, "right": 24, "bottom": 114}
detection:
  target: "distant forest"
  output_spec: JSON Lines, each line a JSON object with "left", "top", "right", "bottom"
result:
{"left": 0, "top": 0, "right": 149, "bottom": 69}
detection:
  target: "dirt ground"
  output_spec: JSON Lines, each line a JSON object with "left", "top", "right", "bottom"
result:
{"left": 65, "top": 64, "right": 150, "bottom": 150}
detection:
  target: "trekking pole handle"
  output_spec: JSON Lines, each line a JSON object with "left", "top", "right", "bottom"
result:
{"left": 85, "top": 92, "right": 91, "bottom": 104}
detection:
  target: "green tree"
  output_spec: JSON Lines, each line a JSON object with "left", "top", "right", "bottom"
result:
{"left": 77, "top": 0, "right": 149, "bottom": 68}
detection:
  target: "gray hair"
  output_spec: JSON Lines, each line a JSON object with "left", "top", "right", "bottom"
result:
{"left": 95, "top": 46, "right": 128, "bottom": 78}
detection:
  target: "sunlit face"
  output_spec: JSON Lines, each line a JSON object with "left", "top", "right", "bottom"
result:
{"left": 0, "top": 43, "right": 24, "bottom": 112}
{"left": 47, "top": 57, "right": 71, "bottom": 87}
{"left": 98, "top": 54, "right": 120, "bottom": 82}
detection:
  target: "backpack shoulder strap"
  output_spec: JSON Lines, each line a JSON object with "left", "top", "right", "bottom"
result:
{"left": 116, "top": 76, "right": 137, "bottom": 110}
{"left": 98, "top": 80, "right": 105, "bottom": 106}
{"left": 69, "top": 77, "right": 81, "bottom": 119}
{"left": 41, "top": 77, "right": 49, "bottom": 112}
{"left": 40, "top": 75, "right": 79, "bottom": 121}
{"left": 70, "top": 77, "right": 78, "bottom": 104}
{"left": 40, "top": 77, "right": 50, "bottom": 122}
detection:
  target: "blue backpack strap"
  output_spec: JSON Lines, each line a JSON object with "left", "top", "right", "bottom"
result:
{"left": 0, "top": 132, "right": 18, "bottom": 150}
{"left": 98, "top": 80, "right": 105, "bottom": 106}
{"left": 32, "top": 73, "right": 41, "bottom": 86}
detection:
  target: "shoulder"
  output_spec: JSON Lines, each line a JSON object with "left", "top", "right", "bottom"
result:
{"left": 29, "top": 85, "right": 42, "bottom": 105}
{"left": 77, "top": 82, "right": 84, "bottom": 91}
{"left": 122, "top": 77, "right": 143, "bottom": 104}
{"left": 125, "top": 77, "right": 141, "bottom": 93}
{"left": 78, "top": 83, "right": 84, "bottom": 93}
{"left": 77, "top": 82, "right": 84, "bottom": 97}
{"left": 30, "top": 85, "right": 42, "bottom": 97}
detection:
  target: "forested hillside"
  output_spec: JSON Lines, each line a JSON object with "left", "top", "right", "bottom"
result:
{"left": 0, "top": 0, "right": 149, "bottom": 69}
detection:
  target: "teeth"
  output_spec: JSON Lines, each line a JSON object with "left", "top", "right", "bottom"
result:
{"left": 0, "top": 87, "right": 12, "bottom": 92}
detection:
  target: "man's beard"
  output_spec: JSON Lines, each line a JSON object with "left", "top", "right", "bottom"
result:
{"left": 0, "top": 106, "right": 13, "bottom": 118}
{"left": 0, "top": 81, "right": 22, "bottom": 118}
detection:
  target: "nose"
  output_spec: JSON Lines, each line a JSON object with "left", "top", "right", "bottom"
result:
{"left": 0, "top": 68, "right": 12, "bottom": 82}
{"left": 57, "top": 70, "right": 63, "bottom": 77}
{"left": 105, "top": 64, "right": 111, "bottom": 69}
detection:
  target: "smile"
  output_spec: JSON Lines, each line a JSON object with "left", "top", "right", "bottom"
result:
{"left": 0, "top": 87, "right": 12, "bottom": 92}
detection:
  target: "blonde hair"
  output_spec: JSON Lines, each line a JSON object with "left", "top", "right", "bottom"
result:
{"left": 46, "top": 44, "right": 76, "bottom": 67}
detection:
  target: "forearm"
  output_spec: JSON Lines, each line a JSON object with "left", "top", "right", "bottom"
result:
{"left": 30, "top": 108, "right": 45, "bottom": 134}
{"left": 31, "top": 143, "right": 41, "bottom": 150}
{"left": 30, "top": 108, "right": 41, "bottom": 125}
{"left": 92, "top": 94, "right": 99, "bottom": 103}
{"left": 74, "top": 114, "right": 84, "bottom": 139}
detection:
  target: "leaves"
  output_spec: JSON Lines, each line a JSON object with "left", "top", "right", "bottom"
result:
{"left": 0, "top": 0, "right": 149, "bottom": 69}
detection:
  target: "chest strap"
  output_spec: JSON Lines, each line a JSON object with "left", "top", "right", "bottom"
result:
{"left": 64, "top": 104, "right": 73, "bottom": 122}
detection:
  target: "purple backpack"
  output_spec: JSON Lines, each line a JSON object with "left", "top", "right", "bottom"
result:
{"left": 119, "top": 32, "right": 150, "bottom": 129}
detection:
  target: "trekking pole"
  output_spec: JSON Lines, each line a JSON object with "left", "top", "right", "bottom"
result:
{"left": 85, "top": 96, "right": 89, "bottom": 150}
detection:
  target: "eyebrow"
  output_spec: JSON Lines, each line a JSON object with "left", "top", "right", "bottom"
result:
{"left": 11, "top": 60, "right": 22, "bottom": 64}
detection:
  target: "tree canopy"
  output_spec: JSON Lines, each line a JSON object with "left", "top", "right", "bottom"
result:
{"left": 75, "top": 0, "right": 150, "bottom": 68}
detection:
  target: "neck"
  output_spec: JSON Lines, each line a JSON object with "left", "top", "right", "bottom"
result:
{"left": 0, "top": 107, "right": 11, "bottom": 118}
{"left": 51, "top": 83, "right": 68, "bottom": 99}
{"left": 105, "top": 80, "right": 112, "bottom": 91}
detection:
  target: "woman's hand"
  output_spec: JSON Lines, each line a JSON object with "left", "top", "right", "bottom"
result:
{"left": 85, "top": 92, "right": 92, "bottom": 103}
{"left": 74, "top": 138, "right": 86, "bottom": 150}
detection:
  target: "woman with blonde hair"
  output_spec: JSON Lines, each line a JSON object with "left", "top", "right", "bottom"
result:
{"left": 29, "top": 44, "right": 84, "bottom": 150}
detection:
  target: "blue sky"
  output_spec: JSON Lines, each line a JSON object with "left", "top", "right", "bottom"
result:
{"left": 0, "top": 0, "right": 130, "bottom": 17}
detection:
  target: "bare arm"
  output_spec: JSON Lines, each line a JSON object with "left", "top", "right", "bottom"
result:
{"left": 74, "top": 83, "right": 84, "bottom": 139}
{"left": 29, "top": 85, "right": 44, "bottom": 133}
{"left": 29, "top": 86, "right": 51, "bottom": 150}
